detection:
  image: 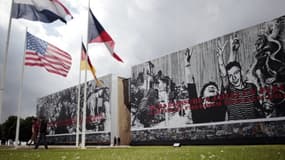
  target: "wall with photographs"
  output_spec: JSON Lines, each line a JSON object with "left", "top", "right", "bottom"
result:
{"left": 36, "top": 75, "right": 112, "bottom": 144}
{"left": 130, "top": 15, "right": 285, "bottom": 144}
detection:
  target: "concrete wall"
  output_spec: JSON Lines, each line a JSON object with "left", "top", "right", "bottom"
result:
{"left": 131, "top": 119, "right": 285, "bottom": 145}
{"left": 118, "top": 78, "right": 131, "bottom": 145}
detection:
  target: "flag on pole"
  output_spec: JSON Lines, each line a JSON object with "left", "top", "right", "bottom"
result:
{"left": 80, "top": 43, "right": 96, "bottom": 77}
{"left": 88, "top": 9, "right": 123, "bottom": 63}
{"left": 80, "top": 43, "right": 102, "bottom": 86}
{"left": 12, "top": 0, "right": 72, "bottom": 23}
{"left": 25, "top": 32, "right": 72, "bottom": 77}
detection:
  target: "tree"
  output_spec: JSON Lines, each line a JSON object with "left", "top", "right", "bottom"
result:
{"left": 20, "top": 116, "right": 33, "bottom": 141}
{"left": 1, "top": 116, "right": 34, "bottom": 143}
{"left": 0, "top": 124, "right": 2, "bottom": 144}
{"left": 2, "top": 116, "right": 17, "bottom": 141}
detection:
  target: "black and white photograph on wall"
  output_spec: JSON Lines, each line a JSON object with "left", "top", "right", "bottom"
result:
{"left": 130, "top": 15, "right": 285, "bottom": 129}
{"left": 37, "top": 75, "right": 112, "bottom": 135}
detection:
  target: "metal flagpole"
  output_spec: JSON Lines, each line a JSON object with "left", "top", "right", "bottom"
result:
{"left": 15, "top": 28, "right": 27, "bottom": 148}
{"left": 81, "top": 0, "right": 90, "bottom": 149}
{"left": 0, "top": 0, "right": 14, "bottom": 123}
{"left": 75, "top": 39, "right": 83, "bottom": 148}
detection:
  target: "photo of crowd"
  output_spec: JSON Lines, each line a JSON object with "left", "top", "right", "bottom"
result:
{"left": 130, "top": 16, "right": 285, "bottom": 129}
{"left": 37, "top": 76, "right": 112, "bottom": 135}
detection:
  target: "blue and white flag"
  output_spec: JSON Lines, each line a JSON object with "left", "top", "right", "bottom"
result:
{"left": 12, "top": 0, "right": 72, "bottom": 23}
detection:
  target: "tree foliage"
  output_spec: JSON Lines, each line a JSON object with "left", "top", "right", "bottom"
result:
{"left": 0, "top": 116, "right": 34, "bottom": 142}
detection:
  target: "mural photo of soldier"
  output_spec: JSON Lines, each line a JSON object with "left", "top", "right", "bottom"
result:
{"left": 86, "top": 80, "right": 111, "bottom": 132}
{"left": 55, "top": 100, "right": 69, "bottom": 134}
{"left": 131, "top": 63, "right": 170, "bottom": 128}
{"left": 130, "top": 70, "right": 161, "bottom": 128}
{"left": 131, "top": 59, "right": 196, "bottom": 128}
{"left": 86, "top": 82, "right": 97, "bottom": 130}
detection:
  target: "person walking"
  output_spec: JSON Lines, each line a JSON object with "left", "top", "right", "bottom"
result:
{"left": 27, "top": 117, "right": 39, "bottom": 145}
{"left": 35, "top": 116, "right": 48, "bottom": 149}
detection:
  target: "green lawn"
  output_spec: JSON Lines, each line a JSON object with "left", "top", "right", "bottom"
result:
{"left": 0, "top": 145, "right": 284, "bottom": 160}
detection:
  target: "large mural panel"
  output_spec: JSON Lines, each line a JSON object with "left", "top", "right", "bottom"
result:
{"left": 131, "top": 15, "right": 285, "bottom": 130}
{"left": 37, "top": 75, "right": 112, "bottom": 135}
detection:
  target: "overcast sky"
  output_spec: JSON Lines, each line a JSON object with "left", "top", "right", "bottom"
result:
{"left": 0, "top": 0, "right": 285, "bottom": 122}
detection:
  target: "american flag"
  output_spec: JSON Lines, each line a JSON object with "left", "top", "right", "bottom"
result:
{"left": 25, "top": 32, "right": 72, "bottom": 77}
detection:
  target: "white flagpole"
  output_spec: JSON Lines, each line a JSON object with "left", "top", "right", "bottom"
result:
{"left": 75, "top": 40, "right": 83, "bottom": 148}
{"left": 81, "top": 50, "right": 87, "bottom": 149}
{"left": 0, "top": 0, "right": 14, "bottom": 123}
{"left": 81, "top": 0, "right": 90, "bottom": 149}
{"left": 15, "top": 28, "right": 27, "bottom": 148}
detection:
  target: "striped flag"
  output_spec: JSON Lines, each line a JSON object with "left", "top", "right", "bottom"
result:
{"left": 25, "top": 32, "right": 72, "bottom": 77}
{"left": 80, "top": 43, "right": 96, "bottom": 77}
{"left": 80, "top": 43, "right": 102, "bottom": 86}
{"left": 12, "top": 0, "right": 73, "bottom": 23}
{"left": 88, "top": 9, "right": 123, "bottom": 63}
